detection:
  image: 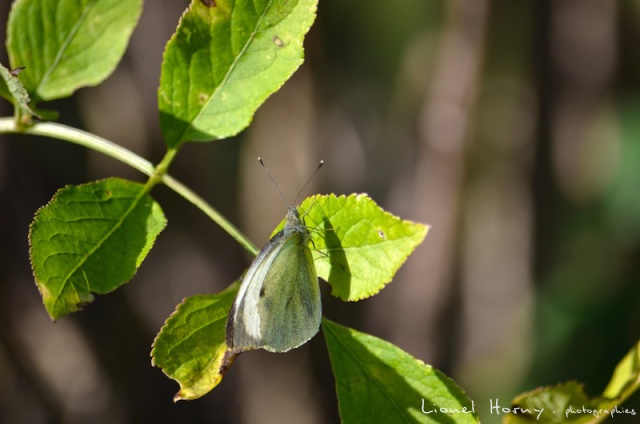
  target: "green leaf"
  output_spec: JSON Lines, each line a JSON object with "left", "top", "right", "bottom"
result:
{"left": 505, "top": 342, "right": 640, "bottom": 424}
{"left": 158, "top": 0, "right": 318, "bottom": 147}
{"left": 29, "top": 177, "right": 166, "bottom": 320}
{"left": 6, "top": 0, "right": 142, "bottom": 102}
{"left": 603, "top": 340, "right": 640, "bottom": 402}
{"left": 0, "top": 63, "right": 40, "bottom": 124}
{"left": 503, "top": 382, "right": 611, "bottom": 424}
{"left": 151, "top": 285, "right": 239, "bottom": 401}
{"left": 323, "top": 319, "right": 478, "bottom": 424}
{"left": 0, "top": 65, "right": 13, "bottom": 101}
{"left": 299, "top": 194, "right": 428, "bottom": 301}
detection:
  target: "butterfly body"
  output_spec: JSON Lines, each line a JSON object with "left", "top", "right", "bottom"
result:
{"left": 226, "top": 206, "right": 321, "bottom": 353}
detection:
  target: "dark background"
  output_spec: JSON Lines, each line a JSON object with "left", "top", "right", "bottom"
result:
{"left": 2, "top": 1, "right": 640, "bottom": 423}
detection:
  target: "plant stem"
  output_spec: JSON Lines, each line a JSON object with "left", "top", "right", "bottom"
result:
{"left": 144, "top": 147, "right": 178, "bottom": 191}
{"left": 0, "top": 118, "right": 258, "bottom": 255}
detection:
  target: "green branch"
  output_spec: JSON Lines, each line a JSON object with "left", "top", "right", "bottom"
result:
{"left": 0, "top": 118, "right": 258, "bottom": 256}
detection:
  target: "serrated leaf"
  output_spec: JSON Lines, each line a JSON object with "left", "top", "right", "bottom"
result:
{"left": 322, "top": 319, "right": 478, "bottom": 424}
{"left": 151, "top": 285, "right": 239, "bottom": 401}
{"left": 506, "top": 342, "right": 640, "bottom": 424}
{"left": 7, "top": 0, "right": 142, "bottom": 102}
{"left": 504, "top": 382, "right": 612, "bottom": 424}
{"left": 296, "top": 194, "right": 428, "bottom": 301}
{"left": 29, "top": 178, "right": 166, "bottom": 320}
{"left": 158, "top": 0, "right": 318, "bottom": 147}
{"left": 0, "top": 62, "right": 40, "bottom": 124}
{"left": 0, "top": 64, "right": 15, "bottom": 101}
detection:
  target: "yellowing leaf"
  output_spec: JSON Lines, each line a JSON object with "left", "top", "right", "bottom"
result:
{"left": 151, "top": 285, "right": 239, "bottom": 401}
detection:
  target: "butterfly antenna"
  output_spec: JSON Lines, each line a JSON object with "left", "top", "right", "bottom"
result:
{"left": 293, "top": 160, "right": 324, "bottom": 205}
{"left": 258, "top": 157, "right": 289, "bottom": 208}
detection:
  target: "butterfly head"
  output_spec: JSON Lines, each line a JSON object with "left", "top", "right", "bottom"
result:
{"left": 284, "top": 206, "right": 304, "bottom": 230}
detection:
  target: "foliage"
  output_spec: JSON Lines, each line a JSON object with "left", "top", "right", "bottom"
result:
{"left": 30, "top": 178, "right": 166, "bottom": 319}
{"left": 1, "top": 0, "right": 639, "bottom": 423}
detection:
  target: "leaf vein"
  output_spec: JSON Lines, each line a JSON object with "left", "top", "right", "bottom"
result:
{"left": 37, "top": 0, "right": 98, "bottom": 95}
{"left": 51, "top": 187, "right": 146, "bottom": 304}
{"left": 326, "top": 324, "right": 414, "bottom": 423}
{"left": 179, "top": 0, "right": 277, "bottom": 143}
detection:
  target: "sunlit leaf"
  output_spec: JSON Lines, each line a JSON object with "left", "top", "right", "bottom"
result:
{"left": 158, "top": 0, "right": 318, "bottom": 147}
{"left": 323, "top": 319, "right": 478, "bottom": 424}
{"left": 0, "top": 62, "right": 39, "bottom": 124}
{"left": 506, "top": 341, "right": 640, "bottom": 424}
{"left": 298, "top": 194, "right": 428, "bottom": 301}
{"left": 7, "top": 0, "right": 142, "bottom": 102}
{"left": 29, "top": 178, "right": 166, "bottom": 320}
{"left": 603, "top": 340, "right": 640, "bottom": 401}
{"left": 152, "top": 285, "right": 239, "bottom": 401}
{"left": 504, "top": 382, "right": 618, "bottom": 424}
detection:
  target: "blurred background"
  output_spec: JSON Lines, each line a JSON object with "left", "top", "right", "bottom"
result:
{"left": 2, "top": 0, "right": 640, "bottom": 423}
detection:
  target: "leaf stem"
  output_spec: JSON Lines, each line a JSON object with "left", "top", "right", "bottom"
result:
{"left": 145, "top": 147, "right": 178, "bottom": 191}
{"left": 0, "top": 118, "right": 258, "bottom": 255}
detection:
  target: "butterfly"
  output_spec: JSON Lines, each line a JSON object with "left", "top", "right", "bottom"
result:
{"left": 226, "top": 159, "right": 323, "bottom": 353}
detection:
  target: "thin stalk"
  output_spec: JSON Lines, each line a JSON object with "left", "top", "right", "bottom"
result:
{"left": 144, "top": 147, "right": 178, "bottom": 191}
{"left": 0, "top": 118, "right": 258, "bottom": 255}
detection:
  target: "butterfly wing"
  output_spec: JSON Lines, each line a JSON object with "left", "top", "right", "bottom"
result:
{"left": 226, "top": 226, "right": 321, "bottom": 353}
{"left": 226, "top": 230, "right": 284, "bottom": 351}
{"left": 257, "top": 229, "right": 321, "bottom": 352}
